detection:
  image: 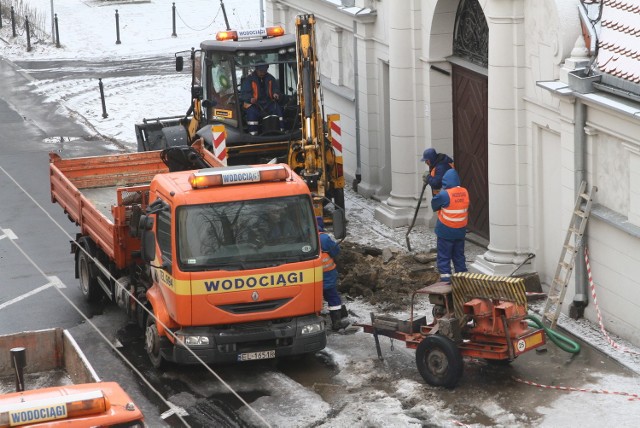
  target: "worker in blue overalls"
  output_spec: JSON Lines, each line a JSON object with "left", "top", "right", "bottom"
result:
{"left": 317, "top": 216, "right": 350, "bottom": 331}
{"left": 241, "top": 64, "right": 284, "bottom": 135}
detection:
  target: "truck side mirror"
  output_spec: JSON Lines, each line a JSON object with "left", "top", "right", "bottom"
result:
{"left": 139, "top": 215, "right": 156, "bottom": 262}
{"left": 140, "top": 215, "right": 154, "bottom": 231}
{"left": 176, "top": 56, "right": 184, "bottom": 72}
{"left": 141, "top": 230, "right": 157, "bottom": 263}
{"left": 332, "top": 209, "right": 346, "bottom": 240}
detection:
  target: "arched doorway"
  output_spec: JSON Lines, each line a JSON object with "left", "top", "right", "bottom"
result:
{"left": 451, "top": 0, "right": 489, "bottom": 240}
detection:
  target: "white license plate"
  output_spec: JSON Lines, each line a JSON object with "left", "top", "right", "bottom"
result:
{"left": 237, "top": 350, "right": 276, "bottom": 361}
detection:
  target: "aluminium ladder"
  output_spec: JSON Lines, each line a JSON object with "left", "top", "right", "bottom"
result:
{"left": 541, "top": 181, "right": 597, "bottom": 329}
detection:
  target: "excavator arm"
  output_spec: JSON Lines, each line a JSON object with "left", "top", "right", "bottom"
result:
{"left": 289, "top": 14, "right": 345, "bottom": 219}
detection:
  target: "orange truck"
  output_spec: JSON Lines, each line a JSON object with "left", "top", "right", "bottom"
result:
{"left": 0, "top": 328, "right": 144, "bottom": 427}
{"left": 49, "top": 143, "right": 343, "bottom": 367}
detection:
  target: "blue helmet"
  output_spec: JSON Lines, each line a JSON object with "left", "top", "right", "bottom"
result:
{"left": 420, "top": 148, "right": 437, "bottom": 164}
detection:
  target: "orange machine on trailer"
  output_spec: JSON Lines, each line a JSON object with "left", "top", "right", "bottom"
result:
{"left": 49, "top": 142, "right": 344, "bottom": 367}
{"left": 359, "top": 272, "right": 546, "bottom": 388}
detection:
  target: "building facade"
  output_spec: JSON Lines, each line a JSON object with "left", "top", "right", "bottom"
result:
{"left": 265, "top": 0, "right": 640, "bottom": 347}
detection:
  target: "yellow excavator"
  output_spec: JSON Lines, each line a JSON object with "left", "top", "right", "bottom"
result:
{"left": 134, "top": 12, "right": 344, "bottom": 220}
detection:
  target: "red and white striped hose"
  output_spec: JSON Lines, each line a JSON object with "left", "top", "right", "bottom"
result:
{"left": 512, "top": 376, "right": 640, "bottom": 401}
{"left": 585, "top": 246, "right": 640, "bottom": 355}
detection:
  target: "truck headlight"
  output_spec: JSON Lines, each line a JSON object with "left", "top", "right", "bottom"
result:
{"left": 301, "top": 322, "right": 323, "bottom": 335}
{"left": 177, "top": 335, "right": 210, "bottom": 346}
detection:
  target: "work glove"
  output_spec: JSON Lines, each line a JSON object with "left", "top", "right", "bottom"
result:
{"left": 422, "top": 170, "right": 429, "bottom": 185}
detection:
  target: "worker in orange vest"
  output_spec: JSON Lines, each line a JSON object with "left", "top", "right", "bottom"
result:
{"left": 421, "top": 148, "right": 455, "bottom": 196}
{"left": 241, "top": 64, "right": 284, "bottom": 135}
{"left": 431, "top": 169, "right": 469, "bottom": 283}
{"left": 317, "top": 216, "right": 350, "bottom": 331}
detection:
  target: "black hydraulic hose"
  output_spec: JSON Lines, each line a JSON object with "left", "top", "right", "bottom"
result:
{"left": 526, "top": 315, "right": 581, "bottom": 354}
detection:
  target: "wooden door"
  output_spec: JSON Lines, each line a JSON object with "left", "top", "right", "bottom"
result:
{"left": 452, "top": 64, "right": 489, "bottom": 239}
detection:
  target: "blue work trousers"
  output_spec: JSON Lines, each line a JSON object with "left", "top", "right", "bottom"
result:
{"left": 323, "top": 268, "right": 342, "bottom": 310}
{"left": 436, "top": 236, "right": 467, "bottom": 283}
{"left": 246, "top": 102, "right": 284, "bottom": 134}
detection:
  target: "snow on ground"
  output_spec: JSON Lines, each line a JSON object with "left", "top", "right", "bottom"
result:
{"left": 3, "top": 1, "right": 640, "bottom": 426}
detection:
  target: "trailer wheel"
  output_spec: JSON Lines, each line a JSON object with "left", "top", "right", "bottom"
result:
{"left": 415, "top": 335, "right": 463, "bottom": 388}
{"left": 77, "top": 250, "right": 101, "bottom": 303}
{"left": 145, "top": 314, "right": 169, "bottom": 369}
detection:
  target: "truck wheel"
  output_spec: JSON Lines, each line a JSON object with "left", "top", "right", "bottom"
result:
{"left": 77, "top": 250, "right": 101, "bottom": 303}
{"left": 415, "top": 335, "right": 463, "bottom": 388}
{"left": 145, "top": 314, "right": 168, "bottom": 369}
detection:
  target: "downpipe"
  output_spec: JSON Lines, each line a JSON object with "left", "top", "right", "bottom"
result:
{"left": 352, "top": 20, "right": 362, "bottom": 190}
{"left": 570, "top": 99, "right": 588, "bottom": 319}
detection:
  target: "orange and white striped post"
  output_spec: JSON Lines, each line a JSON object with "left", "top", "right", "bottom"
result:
{"left": 327, "top": 114, "right": 342, "bottom": 159}
{"left": 327, "top": 114, "right": 345, "bottom": 188}
{"left": 212, "top": 125, "right": 227, "bottom": 166}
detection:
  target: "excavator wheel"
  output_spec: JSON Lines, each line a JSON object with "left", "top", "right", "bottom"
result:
{"left": 415, "top": 334, "right": 463, "bottom": 388}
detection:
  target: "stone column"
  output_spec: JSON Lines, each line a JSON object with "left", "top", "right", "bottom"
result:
{"left": 472, "top": 0, "right": 529, "bottom": 275}
{"left": 264, "top": 0, "right": 288, "bottom": 28}
{"left": 374, "top": 1, "right": 425, "bottom": 227}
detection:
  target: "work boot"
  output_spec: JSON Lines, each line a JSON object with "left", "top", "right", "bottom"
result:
{"left": 329, "top": 310, "right": 350, "bottom": 331}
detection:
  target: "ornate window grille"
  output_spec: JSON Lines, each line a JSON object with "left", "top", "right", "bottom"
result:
{"left": 453, "top": 0, "right": 489, "bottom": 68}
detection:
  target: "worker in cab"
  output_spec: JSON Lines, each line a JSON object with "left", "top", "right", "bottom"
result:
{"left": 241, "top": 64, "right": 284, "bottom": 135}
{"left": 317, "top": 216, "right": 350, "bottom": 331}
{"left": 431, "top": 169, "right": 469, "bottom": 284}
{"left": 267, "top": 205, "right": 296, "bottom": 243}
{"left": 421, "top": 148, "right": 455, "bottom": 196}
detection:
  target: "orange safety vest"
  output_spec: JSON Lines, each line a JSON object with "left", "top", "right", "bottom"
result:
{"left": 429, "top": 161, "right": 455, "bottom": 178}
{"left": 250, "top": 80, "right": 274, "bottom": 101}
{"left": 321, "top": 252, "right": 336, "bottom": 272}
{"left": 437, "top": 187, "right": 469, "bottom": 228}
{"left": 430, "top": 162, "right": 455, "bottom": 195}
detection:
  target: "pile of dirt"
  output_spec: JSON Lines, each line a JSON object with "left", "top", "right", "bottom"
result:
{"left": 335, "top": 242, "right": 440, "bottom": 312}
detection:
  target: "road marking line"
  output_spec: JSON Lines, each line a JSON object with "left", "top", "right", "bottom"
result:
{"left": 161, "top": 403, "right": 189, "bottom": 420}
{"left": 0, "top": 276, "right": 67, "bottom": 311}
{"left": 0, "top": 228, "right": 18, "bottom": 240}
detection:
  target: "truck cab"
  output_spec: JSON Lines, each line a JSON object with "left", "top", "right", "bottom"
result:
{"left": 139, "top": 164, "right": 329, "bottom": 366}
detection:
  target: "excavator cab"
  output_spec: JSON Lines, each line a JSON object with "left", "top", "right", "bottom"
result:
{"left": 134, "top": 19, "right": 345, "bottom": 218}
{"left": 188, "top": 29, "right": 302, "bottom": 165}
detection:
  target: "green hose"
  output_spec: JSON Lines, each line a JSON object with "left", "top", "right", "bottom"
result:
{"left": 526, "top": 315, "right": 581, "bottom": 354}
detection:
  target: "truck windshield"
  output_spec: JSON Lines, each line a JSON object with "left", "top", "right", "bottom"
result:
{"left": 176, "top": 195, "right": 318, "bottom": 270}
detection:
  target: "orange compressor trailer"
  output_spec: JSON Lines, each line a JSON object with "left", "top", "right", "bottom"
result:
{"left": 49, "top": 144, "right": 327, "bottom": 367}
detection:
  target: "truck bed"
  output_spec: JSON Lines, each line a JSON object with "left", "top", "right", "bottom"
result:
{"left": 0, "top": 328, "right": 98, "bottom": 393}
{"left": 81, "top": 186, "right": 122, "bottom": 220}
{"left": 49, "top": 150, "right": 169, "bottom": 269}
